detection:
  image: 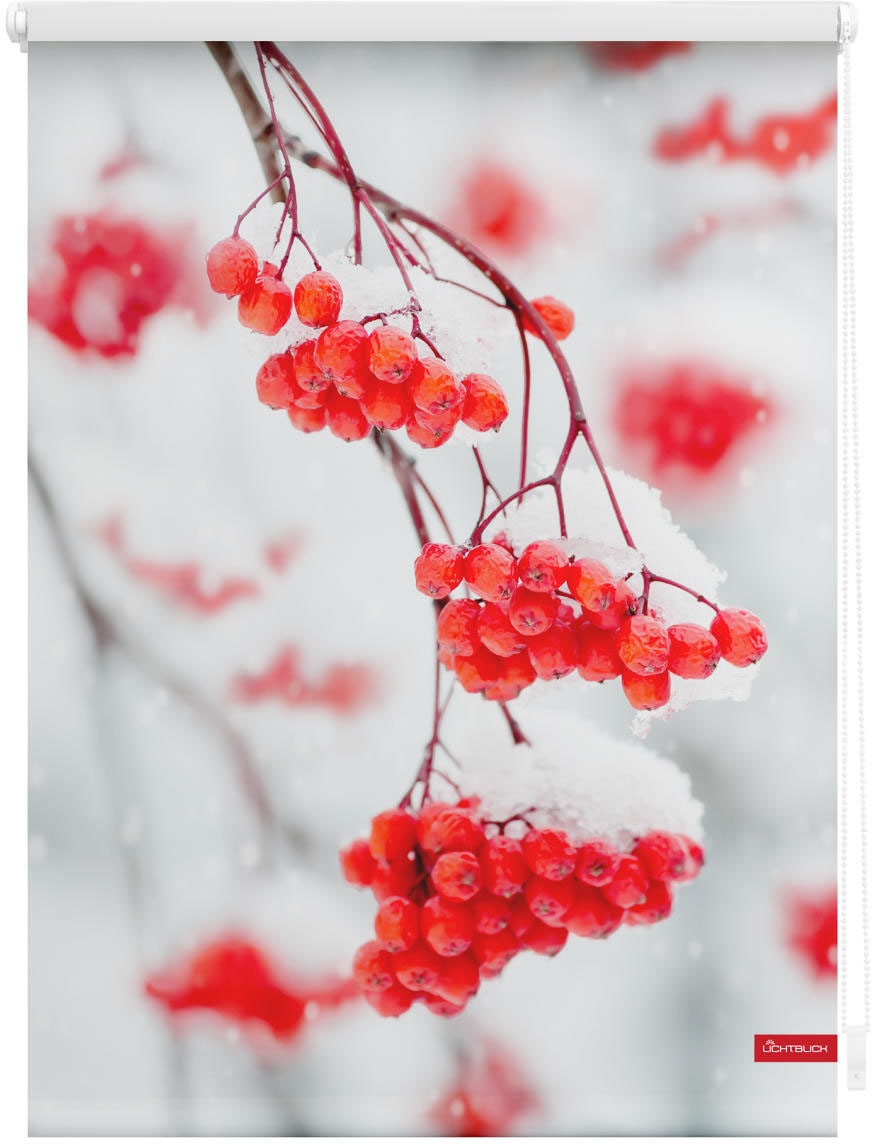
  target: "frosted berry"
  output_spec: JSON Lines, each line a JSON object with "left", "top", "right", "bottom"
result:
{"left": 473, "top": 893, "right": 512, "bottom": 934}
{"left": 564, "top": 885, "right": 624, "bottom": 938}
{"left": 464, "top": 544, "right": 517, "bottom": 603}
{"left": 238, "top": 274, "right": 293, "bottom": 335}
{"left": 477, "top": 603, "right": 528, "bottom": 657}
{"left": 525, "top": 296, "right": 575, "bottom": 341}
{"left": 667, "top": 623, "right": 721, "bottom": 679}
{"left": 472, "top": 928, "right": 521, "bottom": 976}
{"left": 524, "top": 875, "right": 576, "bottom": 924}
{"left": 576, "top": 840, "right": 619, "bottom": 887}
{"left": 601, "top": 855, "right": 649, "bottom": 908}
{"left": 527, "top": 622, "right": 578, "bottom": 680}
{"left": 674, "top": 835, "right": 704, "bottom": 881}
{"left": 375, "top": 896, "right": 420, "bottom": 953}
{"left": 360, "top": 380, "right": 412, "bottom": 431}
{"left": 585, "top": 579, "right": 638, "bottom": 631}
{"left": 430, "top": 953, "right": 480, "bottom": 1005}
{"left": 576, "top": 624, "right": 623, "bottom": 682}
{"left": 453, "top": 647, "right": 502, "bottom": 694}
{"left": 633, "top": 831, "right": 690, "bottom": 881}
{"left": 616, "top": 615, "right": 670, "bottom": 675}
{"left": 415, "top": 402, "right": 463, "bottom": 437}
{"left": 481, "top": 836, "right": 529, "bottom": 898}
{"left": 314, "top": 320, "right": 370, "bottom": 388}
{"left": 710, "top": 608, "right": 768, "bottom": 667}
{"left": 625, "top": 879, "right": 673, "bottom": 926}
{"left": 363, "top": 980, "right": 415, "bottom": 1017}
{"left": 408, "top": 358, "right": 465, "bottom": 414}
{"left": 340, "top": 838, "right": 376, "bottom": 887}
{"left": 293, "top": 270, "right": 343, "bottom": 328}
{"left": 406, "top": 415, "right": 450, "bottom": 449}
{"left": 206, "top": 235, "right": 258, "bottom": 297}
{"left": 622, "top": 669, "right": 671, "bottom": 710}
{"left": 414, "top": 543, "right": 465, "bottom": 598}
{"left": 369, "top": 809, "right": 418, "bottom": 862}
{"left": 523, "top": 829, "right": 576, "bottom": 880}
{"left": 432, "top": 851, "right": 482, "bottom": 901}
{"left": 567, "top": 559, "right": 617, "bottom": 613}
{"left": 325, "top": 392, "right": 370, "bottom": 442}
{"left": 288, "top": 404, "right": 326, "bottom": 433}
{"left": 508, "top": 587, "right": 558, "bottom": 637}
{"left": 436, "top": 599, "right": 481, "bottom": 657}
{"left": 393, "top": 943, "right": 444, "bottom": 992}
{"left": 421, "top": 897, "right": 475, "bottom": 956}
{"left": 517, "top": 541, "right": 568, "bottom": 593}
{"left": 423, "top": 806, "right": 485, "bottom": 855}
{"left": 482, "top": 650, "right": 536, "bottom": 702}
{"left": 256, "top": 352, "right": 299, "bottom": 409}
{"left": 370, "top": 854, "right": 420, "bottom": 903}
{"left": 368, "top": 325, "right": 417, "bottom": 383}
{"left": 352, "top": 941, "right": 395, "bottom": 991}
{"left": 460, "top": 373, "right": 509, "bottom": 432}
{"left": 294, "top": 339, "right": 332, "bottom": 394}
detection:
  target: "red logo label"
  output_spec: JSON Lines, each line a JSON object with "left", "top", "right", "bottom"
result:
{"left": 754, "top": 1035, "right": 838, "bottom": 1062}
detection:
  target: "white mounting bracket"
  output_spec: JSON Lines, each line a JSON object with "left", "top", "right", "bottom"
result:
{"left": 6, "top": 3, "right": 27, "bottom": 51}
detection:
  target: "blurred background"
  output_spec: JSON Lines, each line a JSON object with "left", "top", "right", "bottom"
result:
{"left": 29, "top": 40, "right": 837, "bottom": 1135}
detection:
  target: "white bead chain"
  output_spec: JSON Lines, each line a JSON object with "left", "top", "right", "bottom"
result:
{"left": 838, "top": 24, "right": 870, "bottom": 1083}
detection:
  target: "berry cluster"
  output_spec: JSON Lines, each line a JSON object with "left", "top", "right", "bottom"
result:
{"left": 206, "top": 236, "right": 510, "bottom": 447}
{"left": 414, "top": 539, "right": 767, "bottom": 711}
{"left": 341, "top": 801, "right": 704, "bottom": 1018}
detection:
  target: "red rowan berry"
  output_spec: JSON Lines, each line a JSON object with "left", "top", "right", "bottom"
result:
{"left": 363, "top": 980, "right": 415, "bottom": 1017}
{"left": 476, "top": 603, "right": 528, "bottom": 657}
{"left": 339, "top": 838, "right": 376, "bottom": 887}
{"left": 360, "top": 380, "right": 412, "bottom": 430}
{"left": 576, "top": 840, "right": 619, "bottom": 887}
{"left": 517, "top": 540, "right": 569, "bottom": 593}
{"left": 525, "top": 296, "right": 575, "bottom": 341}
{"left": 287, "top": 404, "right": 326, "bottom": 433}
{"left": 523, "top": 829, "right": 577, "bottom": 880}
{"left": 482, "top": 650, "right": 537, "bottom": 702}
{"left": 293, "top": 385, "right": 330, "bottom": 411}
{"left": 601, "top": 855, "right": 649, "bottom": 909}
{"left": 564, "top": 885, "right": 624, "bottom": 938}
{"left": 710, "top": 608, "right": 768, "bottom": 667}
{"left": 425, "top": 807, "right": 486, "bottom": 855}
{"left": 393, "top": 943, "right": 444, "bottom": 993}
{"left": 406, "top": 415, "right": 450, "bottom": 449}
{"left": 430, "top": 953, "right": 480, "bottom": 1005}
{"left": 437, "top": 599, "right": 482, "bottom": 657}
{"left": 314, "top": 320, "right": 369, "bottom": 387}
{"left": 508, "top": 897, "right": 536, "bottom": 940}
{"left": 293, "top": 339, "right": 332, "bottom": 394}
{"left": 370, "top": 856, "right": 420, "bottom": 903}
{"left": 464, "top": 544, "right": 518, "bottom": 603}
{"left": 352, "top": 941, "right": 395, "bottom": 991}
{"left": 633, "top": 831, "right": 690, "bottom": 881}
{"left": 375, "top": 896, "right": 420, "bottom": 953}
{"left": 256, "top": 352, "right": 299, "bottom": 409}
{"left": 415, "top": 402, "right": 463, "bottom": 437}
{"left": 576, "top": 624, "right": 623, "bottom": 682}
{"left": 584, "top": 579, "right": 638, "bottom": 631}
{"left": 667, "top": 623, "right": 721, "bottom": 679}
{"left": 369, "top": 809, "right": 418, "bottom": 862}
{"left": 460, "top": 373, "right": 509, "bottom": 432}
{"left": 473, "top": 893, "right": 512, "bottom": 934}
{"left": 625, "top": 880, "right": 673, "bottom": 926}
{"left": 508, "top": 586, "right": 558, "bottom": 636}
{"left": 408, "top": 358, "right": 465, "bottom": 414}
{"left": 432, "top": 852, "right": 482, "bottom": 901}
{"left": 526, "top": 622, "right": 579, "bottom": 680}
{"left": 616, "top": 615, "right": 670, "bottom": 675}
{"left": 673, "top": 835, "right": 704, "bottom": 881}
{"left": 567, "top": 559, "right": 617, "bottom": 613}
{"left": 415, "top": 801, "right": 452, "bottom": 851}
{"left": 324, "top": 392, "right": 370, "bottom": 442}
{"left": 421, "top": 897, "right": 475, "bottom": 957}
{"left": 421, "top": 993, "right": 466, "bottom": 1017}
{"left": 414, "top": 543, "right": 465, "bottom": 599}
{"left": 293, "top": 270, "right": 343, "bottom": 328}
{"left": 481, "top": 837, "right": 529, "bottom": 898}
{"left": 206, "top": 235, "right": 258, "bottom": 297}
{"left": 524, "top": 919, "right": 569, "bottom": 956}
{"left": 621, "top": 669, "right": 671, "bottom": 710}
{"left": 524, "top": 875, "right": 576, "bottom": 924}
{"left": 238, "top": 274, "right": 294, "bottom": 335}
{"left": 472, "top": 928, "right": 521, "bottom": 976}
{"left": 453, "top": 647, "right": 502, "bottom": 694}
{"left": 368, "top": 325, "right": 417, "bottom": 383}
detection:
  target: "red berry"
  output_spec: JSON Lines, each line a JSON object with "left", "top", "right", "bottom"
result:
{"left": 625, "top": 880, "right": 673, "bottom": 926}
{"left": 369, "top": 809, "right": 418, "bottom": 862}
{"left": 360, "top": 380, "right": 412, "bottom": 430}
{"left": 375, "top": 896, "right": 420, "bottom": 953}
{"left": 673, "top": 835, "right": 704, "bottom": 881}
{"left": 430, "top": 952, "right": 480, "bottom": 1005}
{"left": 414, "top": 802, "right": 452, "bottom": 851}
{"left": 393, "top": 943, "right": 444, "bottom": 993}
{"left": 339, "top": 838, "right": 376, "bottom": 887}
{"left": 421, "top": 896, "right": 475, "bottom": 956}
{"left": 524, "top": 875, "right": 575, "bottom": 924}
{"left": 238, "top": 274, "right": 294, "bottom": 335}
{"left": 601, "top": 855, "right": 649, "bottom": 908}
{"left": 710, "top": 608, "right": 768, "bottom": 667}
{"left": 472, "top": 928, "right": 521, "bottom": 976}
{"left": 325, "top": 391, "right": 370, "bottom": 442}
{"left": 363, "top": 980, "right": 415, "bottom": 1017}
{"left": 523, "top": 829, "right": 577, "bottom": 880}
{"left": 406, "top": 414, "right": 452, "bottom": 449}
{"left": 293, "top": 339, "right": 331, "bottom": 393}
{"left": 527, "top": 622, "right": 579, "bottom": 680}
{"left": 633, "top": 832, "right": 690, "bottom": 881}
{"left": 508, "top": 587, "right": 558, "bottom": 636}
{"left": 464, "top": 545, "right": 518, "bottom": 603}
{"left": 293, "top": 270, "right": 343, "bottom": 328}
{"left": 314, "top": 320, "right": 369, "bottom": 389}
{"left": 482, "top": 650, "right": 536, "bottom": 702}
{"left": 352, "top": 941, "right": 395, "bottom": 991}
{"left": 567, "top": 559, "right": 617, "bottom": 613}
{"left": 477, "top": 603, "right": 528, "bottom": 657}
{"left": 524, "top": 296, "right": 575, "bottom": 341}
{"left": 524, "top": 919, "right": 569, "bottom": 956}
{"left": 424, "top": 807, "right": 485, "bottom": 855}
{"left": 508, "top": 897, "right": 536, "bottom": 940}
{"left": 370, "top": 856, "right": 419, "bottom": 903}
{"left": 667, "top": 623, "right": 721, "bottom": 679}
{"left": 437, "top": 599, "right": 482, "bottom": 657}
{"left": 481, "top": 837, "right": 529, "bottom": 898}
{"left": 206, "top": 236, "right": 258, "bottom": 297}
{"left": 576, "top": 840, "right": 619, "bottom": 887}
{"left": 460, "top": 373, "right": 509, "bottom": 432}
{"left": 368, "top": 325, "right": 417, "bottom": 383}
{"left": 408, "top": 358, "right": 465, "bottom": 414}
{"left": 287, "top": 404, "right": 326, "bottom": 433}
{"left": 576, "top": 624, "right": 623, "bottom": 682}
{"left": 564, "top": 885, "right": 624, "bottom": 938}
{"left": 622, "top": 669, "right": 671, "bottom": 710}
{"left": 414, "top": 543, "right": 465, "bottom": 599}
{"left": 584, "top": 579, "right": 638, "bottom": 631}
{"left": 453, "top": 647, "right": 503, "bottom": 694}
{"left": 293, "top": 385, "right": 330, "bottom": 411}
{"left": 256, "top": 352, "right": 299, "bottom": 409}
{"left": 616, "top": 615, "right": 670, "bottom": 675}
{"left": 517, "top": 541, "right": 569, "bottom": 593}
{"left": 432, "top": 852, "right": 482, "bottom": 901}
{"left": 415, "top": 402, "right": 463, "bottom": 436}
{"left": 473, "top": 893, "right": 512, "bottom": 934}
{"left": 420, "top": 992, "right": 466, "bottom": 1017}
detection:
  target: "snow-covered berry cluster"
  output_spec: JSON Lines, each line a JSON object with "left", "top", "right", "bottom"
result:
{"left": 415, "top": 538, "right": 767, "bottom": 711}
{"left": 206, "top": 235, "right": 509, "bottom": 446}
{"left": 341, "top": 801, "right": 703, "bottom": 1018}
